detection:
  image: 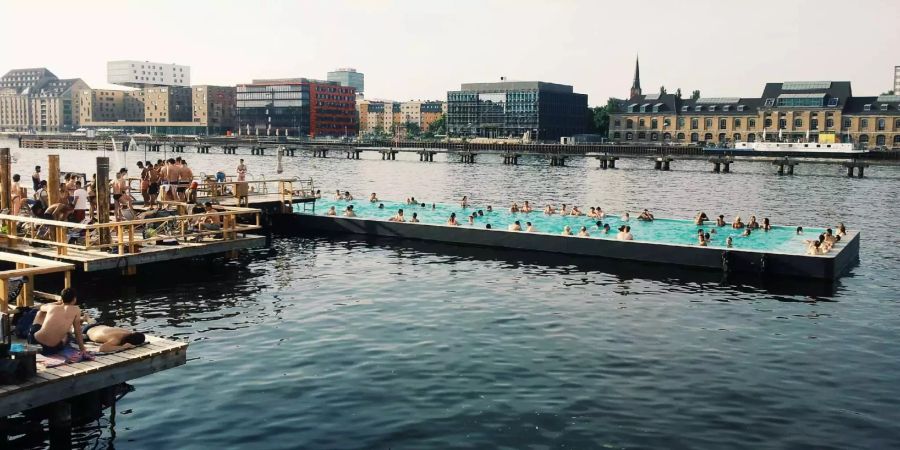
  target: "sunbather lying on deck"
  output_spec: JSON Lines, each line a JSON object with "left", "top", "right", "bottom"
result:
{"left": 82, "top": 318, "right": 146, "bottom": 352}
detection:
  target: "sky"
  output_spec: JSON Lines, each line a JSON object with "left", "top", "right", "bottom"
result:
{"left": 2, "top": 0, "right": 898, "bottom": 105}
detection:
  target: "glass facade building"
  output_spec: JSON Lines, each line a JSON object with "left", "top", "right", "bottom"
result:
{"left": 446, "top": 81, "right": 588, "bottom": 141}
{"left": 236, "top": 82, "right": 310, "bottom": 136}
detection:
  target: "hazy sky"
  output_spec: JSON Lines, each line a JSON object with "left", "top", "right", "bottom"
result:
{"left": 2, "top": 0, "right": 898, "bottom": 105}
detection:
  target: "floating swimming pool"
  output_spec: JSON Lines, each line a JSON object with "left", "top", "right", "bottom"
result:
{"left": 285, "top": 198, "right": 859, "bottom": 280}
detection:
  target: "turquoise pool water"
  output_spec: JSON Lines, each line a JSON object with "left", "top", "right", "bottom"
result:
{"left": 298, "top": 198, "right": 832, "bottom": 255}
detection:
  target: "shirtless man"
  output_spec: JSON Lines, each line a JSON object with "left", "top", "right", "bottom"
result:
{"left": 325, "top": 206, "right": 337, "bottom": 216}
{"left": 138, "top": 161, "right": 149, "bottom": 205}
{"left": 732, "top": 216, "right": 745, "bottom": 229}
{"left": 29, "top": 288, "right": 86, "bottom": 355}
{"left": 43, "top": 202, "right": 74, "bottom": 221}
{"left": 163, "top": 159, "right": 179, "bottom": 202}
{"left": 508, "top": 220, "right": 522, "bottom": 231}
{"left": 578, "top": 226, "right": 590, "bottom": 237}
{"left": 179, "top": 160, "right": 194, "bottom": 202}
{"left": 522, "top": 201, "right": 533, "bottom": 213}
{"left": 370, "top": 193, "right": 379, "bottom": 203}
{"left": 561, "top": 225, "right": 573, "bottom": 236}
{"left": 525, "top": 222, "right": 535, "bottom": 232}
{"left": 716, "top": 214, "right": 726, "bottom": 227}
{"left": 147, "top": 161, "right": 161, "bottom": 209}
{"left": 410, "top": 212, "right": 420, "bottom": 223}
{"left": 638, "top": 209, "right": 654, "bottom": 221}
{"left": 82, "top": 321, "right": 145, "bottom": 353}
{"left": 544, "top": 204, "right": 555, "bottom": 215}
{"left": 344, "top": 205, "right": 357, "bottom": 217}
{"left": 747, "top": 216, "right": 760, "bottom": 230}
{"left": 389, "top": 209, "right": 405, "bottom": 222}
{"left": 623, "top": 225, "right": 634, "bottom": 240}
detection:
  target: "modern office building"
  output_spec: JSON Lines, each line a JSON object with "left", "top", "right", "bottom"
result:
{"left": 327, "top": 68, "right": 364, "bottom": 95}
{"left": 192, "top": 86, "right": 236, "bottom": 134}
{"left": 77, "top": 88, "right": 145, "bottom": 123}
{"left": 608, "top": 61, "right": 900, "bottom": 149}
{"left": 108, "top": 60, "right": 190, "bottom": 88}
{"left": 143, "top": 86, "right": 192, "bottom": 123}
{"left": 446, "top": 81, "right": 588, "bottom": 140}
{"left": 0, "top": 68, "right": 89, "bottom": 132}
{"left": 236, "top": 78, "right": 356, "bottom": 137}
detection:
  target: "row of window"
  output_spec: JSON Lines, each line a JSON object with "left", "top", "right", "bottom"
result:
{"left": 617, "top": 117, "right": 900, "bottom": 131}
{"left": 612, "top": 131, "right": 900, "bottom": 146}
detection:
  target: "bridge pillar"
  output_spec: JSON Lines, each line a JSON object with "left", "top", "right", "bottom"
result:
{"left": 723, "top": 162, "right": 731, "bottom": 173}
{"left": 662, "top": 159, "right": 670, "bottom": 171}
{"left": 858, "top": 166, "right": 865, "bottom": 178}
{"left": 787, "top": 164, "right": 795, "bottom": 175}
{"left": 655, "top": 159, "right": 662, "bottom": 170}
{"left": 608, "top": 158, "right": 616, "bottom": 169}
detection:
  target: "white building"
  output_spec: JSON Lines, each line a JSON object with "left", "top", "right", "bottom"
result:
{"left": 108, "top": 60, "right": 190, "bottom": 88}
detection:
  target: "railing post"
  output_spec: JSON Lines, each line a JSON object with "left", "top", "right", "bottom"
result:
{"left": 48, "top": 155, "right": 61, "bottom": 206}
{"left": 97, "top": 157, "right": 111, "bottom": 245}
{"left": 0, "top": 148, "right": 10, "bottom": 212}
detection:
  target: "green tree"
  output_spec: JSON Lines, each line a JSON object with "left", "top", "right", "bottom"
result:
{"left": 675, "top": 88, "right": 682, "bottom": 99}
{"left": 404, "top": 121, "right": 421, "bottom": 138}
{"left": 691, "top": 90, "right": 701, "bottom": 100}
{"left": 587, "top": 98, "right": 620, "bottom": 136}
{"left": 428, "top": 114, "right": 446, "bottom": 135}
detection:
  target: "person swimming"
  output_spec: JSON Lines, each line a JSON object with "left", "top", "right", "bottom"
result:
{"left": 571, "top": 206, "right": 583, "bottom": 216}
{"left": 344, "top": 205, "right": 356, "bottom": 217}
{"left": 588, "top": 207, "right": 597, "bottom": 218}
{"left": 561, "top": 225, "right": 573, "bottom": 236}
{"left": 468, "top": 214, "right": 475, "bottom": 225}
{"left": 344, "top": 191, "right": 354, "bottom": 201}
{"left": 486, "top": 205, "right": 493, "bottom": 212}
{"left": 596, "top": 207, "right": 605, "bottom": 219}
{"left": 762, "top": 217, "right": 771, "bottom": 231}
{"left": 522, "top": 201, "right": 533, "bottom": 213}
{"left": 732, "top": 216, "right": 745, "bottom": 229}
{"left": 560, "top": 204, "right": 568, "bottom": 215}
{"left": 698, "top": 233, "right": 707, "bottom": 246}
{"left": 461, "top": 195, "right": 469, "bottom": 207}
{"left": 616, "top": 225, "right": 626, "bottom": 240}
{"left": 325, "top": 206, "right": 336, "bottom": 216}
{"left": 509, "top": 203, "right": 519, "bottom": 213}
{"left": 509, "top": 220, "right": 522, "bottom": 231}
{"left": 526, "top": 222, "right": 535, "bottom": 232}
{"left": 741, "top": 228, "right": 751, "bottom": 237}
{"left": 638, "top": 209, "right": 654, "bottom": 221}
{"left": 477, "top": 210, "right": 484, "bottom": 217}
{"left": 389, "top": 209, "right": 405, "bottom": 222}
{"left": 695, "top": 212, "right": 709, "bottom": 225}
{"left": 578, "top": 226, "right": 590, "bottom": 237}
{"left": 447, "top": 213, "right": 459, "bottom": 226}
{"left": 796, "top": 226, "right": 803, "bottom": 235}
{"left": 378, "top": 203, "right": 385, "bottom": 209}
{"left": 726, "top": 236, "right": 733, "bottom": 248}
{"left": 622, "top": 212, "right": 630, "bottom": 221}
{"left": 410, "top": 212, "right": 420, "bottom": 223}
{"left": 334, "top": 190, "right": 343, "bottom": 200}
{"left": 747, "top": 216, "right": 760, "bottom": 229}
{"left": 595, "top": 220, "right": 603, "bottom": 230}
{"left": 369, "top": 193, "right": 379, "bottom": 202}
{"left": 603, "top": 224, "right": 611, "bottom": 234}
{"left": 716, "top": 214, "right": 726, "bottom": 227}
{"left": 623, "top": 225, "right": 633, "bottom": 240}
{"left": 544, "top": 204, "right": 555, "bottom": 215}
{"left": 485, "top": 223, "right": 492, "bottom": 229}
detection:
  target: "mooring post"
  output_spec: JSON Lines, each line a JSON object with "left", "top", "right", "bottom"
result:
{"left": 778, "top": 164, "right": 785, "bottom": 176}
{"left": 713, "top": 162, "right": 721, "bottom": 173}
{"left": 0, "top": 148, "right": 10, "bottom": 211}
{"left": 723, "top": 161, "right": 731, "bottom": 173}
{"left": 662, "top": 159, "right": 670, "bottom": 171}
{"left": 787, "top": 164, "right": 795, "bottom": 175}
{"left": 96, "top": 157, "right": 111, "bottom": 245}
{"left": 857, "top": 165, "right": 865, "bottom": 178}
{"left": 655, "top": 158, "right": 662, "bottom": 170}
{"left": 48, "top": 401, "right": 72, "bottom": 450}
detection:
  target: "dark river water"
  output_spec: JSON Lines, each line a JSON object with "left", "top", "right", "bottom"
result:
{"left": 4, "top": 138, "right": 900, "bottom": 449}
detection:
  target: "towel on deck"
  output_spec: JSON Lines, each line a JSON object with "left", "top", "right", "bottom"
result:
{"left": 36, "top": 345, "right": 96, "bottom": 368}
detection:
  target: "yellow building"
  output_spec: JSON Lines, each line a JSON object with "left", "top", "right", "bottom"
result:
{"left": 0, "top": 68, "right": 88, "bottom": 132}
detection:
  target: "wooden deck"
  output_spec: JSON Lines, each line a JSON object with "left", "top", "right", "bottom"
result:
{"left": 6, "top": 234, "right": 265, "bottom": 271}
{"left": 0, "top": 336, "right": 188, "bottom": 417}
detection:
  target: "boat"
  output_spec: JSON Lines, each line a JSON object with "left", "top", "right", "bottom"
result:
{"left": 732, "top": 141, "right": 865, "bottom": 153}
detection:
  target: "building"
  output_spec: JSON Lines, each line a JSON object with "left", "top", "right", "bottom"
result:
{"left": 608, "top": 59, "right": 900, "bottom": 149}
{"left": 192, "top": 85, "right": 236, "bottom": 134}
{"left": 446, "top": 81, "right": 588, "bottom": 141}
{"left": 327, "top": 68, "right": 364, "bottom": 95}
{"left": 143, "top": 86, "right": 192, "bottom": 123}
{"left": 894, "top": 65, "right": 899, "bottom": 94}
{"left": 108, "top": 60, "right": 190, "bottom": 88}
{"left": 356, "top": 99, "right": 396, "bottom": 136}
{"left": 78, "top": 88, "right": 145, "bottom": 123}
{"left": 0, "top": 68, "right": 89, "bottom": 132}
{"left": 236, "top": 78, "right": 356, "bottom": 137}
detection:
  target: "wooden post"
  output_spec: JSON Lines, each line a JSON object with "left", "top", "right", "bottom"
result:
{"left": 48, "top": 155, "right": 61, "bottom": 206}
{"left": 23, "top": 274, "right": 34, "bottom": 306}
{"left": 48, "top": 400, "right": 73, "bottom": 450}
{"left": 0, "top": 148, "right": 10, "bottom": 212}
{"left": 96, "top": 157, "right": 111, "bottom": 245}
{"left": 0, "top": 278, "right": 8, "bottom": 314}
{"left": 64, "top": 270, "right": 71, "bottom": 289}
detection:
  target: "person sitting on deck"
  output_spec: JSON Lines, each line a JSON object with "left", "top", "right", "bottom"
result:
{"left": 29, "top": 288, "right": 86, "bottom": 356}
{"left": 410, "top": 212, "right": 420, "bottom": 223}
{"left": 544, "top": 204, "right": 555, "bottom": 215}
{"left": 732, "top": 216, "right": 745, "bottom": 229}
{"left": 837, "top": 223, "right": 846, "bottom": 236}
{"left": 747, "top": 216, "right": 760, "bottom": 230}
{"left": 807, "top": 239, "right": 824, "bottom": 255}
{"left": 623, "top": 226, "right": 634, "bottom": 240}
{"left": 716, "top": 214, "right": 726, "bottom": 227}
{"left": 199, "top": 202, "right": 222, "bottom": 231}
{"left": 561, "top": 225, "right": 573, "bottom": 236}
{"left": 508, "top": 220, "right": 522, "bottom": 231}
{"left": 344, "top": 205, "right": 356, "bottom": 217}
{"left": 461, "top": 196, "right": 469, "bottom": 208}
{"left": 370, "top": 193, "right": 379, "bottom": 203}
{"left": 325, "top": 206, "right": 337, "bottom": 216}
{"left": 695, "top": 212, "right": 709, "bottom": 225}
{"left": 344, "top": 191, "right": 354, "bottom": 201}
{"left": 762, "top": 217, "right": 772, "bottom": 231}
{"left": 578, "top": 226, "right": 590, "bottom": 237}
{"left": 526, "top": 222, "right": 535, "bottom": 232}
{"left": 638, "top": 209, "right": 655, "bottom": 221}
{"left": 447, "top": 213, "right": 459, "bottom": 226}
{"left": 82, "top": 318, "right": 145, "bottom": 352}
{"left": 388, "top": 209, "right": 406, "bottom": 222}
{"left": 522, "top": 201, "right": 533, "bottom": 213}
{"left": 43, "top": 203, "right": 74, "bottom": 221}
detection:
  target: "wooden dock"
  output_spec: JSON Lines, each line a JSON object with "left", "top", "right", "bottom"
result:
{"left": 0, "top": 335, "right": 188, "bottom": 418}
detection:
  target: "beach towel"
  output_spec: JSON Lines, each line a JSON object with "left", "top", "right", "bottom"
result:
{"left": 36, "top": 346, "right": 95, "bottom": 368}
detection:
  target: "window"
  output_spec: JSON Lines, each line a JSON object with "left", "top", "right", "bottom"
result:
{"left": 737, "top": 105, "right": 745, "bottom": 112}
{"left": 681, "top": 106, "right": 689, "bottom": 112}
{"left": 880, "top": 104, "right": 888, "bottom": 111}
{"left": 690, "top": 132, "right": 699, "bottom": 142}
{"left": 663, "top": 132, "right": 672, "bottom": 140}
{"left": 825, "top": 119, "right": 833, "bottom": 129}
{"left": 676, "top": 132, "right": 685, "bottom": 140}
{"left": 676, "top": 118, "right": 684, "bottom": 129}
{"left": 794, "top": 118, "right": 802, "bottom": 128}
{"left": 640, "top": 104, "right": 648, "bottom": 113}
{"left": 876, "top": 135, "right": 886, "bottom": 146}
{"left": 734, "top": 118, "right": 742, "bottom": 129}
{"left": 708, "top": 106, "right": 716, "bottom": 112}
{"left": 704, "top": 133, "right": 713, "bottom": 141}
{"left": 691, "top": 118, "right": 698, "bottom": 129}
{"left": 718, "top": 133, "right": 726, "bottom": 142}
{"left": 863, "top": 104, "right": 871, "bottom": 111}
{"left": 827, "top": 97, "right": 839, "bottom": 107}
{"left": 861, "top": 119, "right": 869, "bottom": 129}
{"left": 859, "top": 134, "right": 869, "bottom": 146}
{"left": 748, "top": 118, "right": 756, "bottom": 128}
{"left": 877, "top": 119, "right": 886, "bottom": 130}
{"left": 626, "top": 132, "right": 634, "bottom": 140}
{"left": 764, "top": 118, "right": 772, "bottom": 128}
{"left": 613, "top": 132, "right": 621, "bottom": 139}
{"left": 764, "top": 98, "right": 775, "bottom": 107}
{"left": 894, "top": 135, "right": 900, "bottom": 146}
{"left": 719, "top": 119, "right": 727, "bottom": 129}
{"left": 651, "top": 119, "right": 658, "bottom": 129}
{"left": 639, "top": 119, "right": 646, "bottom": 127}
{"left": 626, "top": 119, "right": 633, "bottom": 129}
{"left": 843, "top": 118, "right": 851, "bottom": 129}
{"left": 723, "top": 105, "right": 730, "bottom": 112}
{"left": 895, "top": 119, "right": 900, "bottom": 130}
{"left": 650, "top": 132, "right": 658, "bottom": 141}
{"left": 733, "top": 133, "right": 741, "bottom": 142}
{"left": 638, "top": 131, "right": 647, "bottom": 139}
{"left": 705, "top": 118, "right": 712, "bottom": 128}
{"left": 614, "top": 120, "right": 621, "bottom": 127}
{"left": 663, "top": 118, "right": 671, "bottom": 128}
{"left": 748, "top": 133, "right": 756, "bottom": 142}
{"left": 695, "top": 106, "right": 702, "bottom": 112}
{"left": 779, "top": 119, "right": 786, "bottom": 129}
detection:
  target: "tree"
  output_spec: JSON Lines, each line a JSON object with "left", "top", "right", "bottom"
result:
{"left": 675, "top": 88, "right": 682, "bottom": 99}
{"left": 691, "top": 90, "right": 701, "bottom": 100}
{"left": 659, "top": 86, "right": 667, "bottom": 95}
{"left": 881, "top": 90, "right": 895, "bottom": 95}
{"left": 404, "top": 121, "right": 421, "bottom": 138}
{"left": 587, "top": 97, "right": 619, "bottom": 136}
{"left": 428, "top": 114, "right": 446, "bottom": 135}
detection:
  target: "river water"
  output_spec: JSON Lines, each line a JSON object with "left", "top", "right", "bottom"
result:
{"left": 4, "top": 138, "right": 900, "bottom": 449}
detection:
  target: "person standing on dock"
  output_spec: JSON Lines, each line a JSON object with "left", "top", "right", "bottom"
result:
{"left": 237, "top": 159, "right": 247, "bottom": 182}
{"left": 73, "top": 181, "right": 88, "bottom": 222}
{"left": 31, "top": 165, "right": 41, "bottom": 192}
{"left": 179, "top": 160, "right": 194, "bottom": 203}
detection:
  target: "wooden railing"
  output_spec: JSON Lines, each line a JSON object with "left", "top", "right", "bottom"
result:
{"left": 124, "top": 176, "right": 315, "bottom": 205}
{"left": 0, "top": 251, "right": 74, "bottom": 313}
{"left": 0, "top": 205, "right": 262, "bottom": 256}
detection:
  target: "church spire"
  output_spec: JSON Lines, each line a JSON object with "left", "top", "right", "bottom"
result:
{"left": 630, "top": 55, "right": 642, "bottom": 98}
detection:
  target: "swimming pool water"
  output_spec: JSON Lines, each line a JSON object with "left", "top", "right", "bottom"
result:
{"left": 299, "top": 198, "right": 832, "bottom": 255}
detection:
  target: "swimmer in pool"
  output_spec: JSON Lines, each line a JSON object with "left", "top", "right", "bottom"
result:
{"left": 410, "top": 196, "right": 417, "bottom": 204}
{"left": 477, "top": 210, "right": 484, "bottom": 217}
{"left": 698, "top": 233, "right": 707, "bottom": 246}
{"left": 325, "top": 206, "right": 336, "bottom": 216}
{"left": 732, "top": 216, "right": 745, "bottom": 229}
{"left": 595, "top": 220, "right": 603, "bottom": 230}
{"left": 762, "top": 217, "right": 771, "bottom": 231}
{"left": 378, "top": 203, "right": 385, "bottom": 209}
{"left": 522, "top": 201, "right": 533, "bottom": 213}
{"left": 369, "top": 193, "right": 379, "bottom": 202}
{"left": 638, "top": 209, "right": 654, "bottom": 221}
{"left": 389, "top": 209, "right": 405, "bottom": 222}
{"left": 616, "top": 225, "right": 626, "bottom": 240}
{"left": 741, "top": 228, "right": 751, "bottom": 237}
{"left": 748, "top": 216, "right": 760, "bottom": 229}
{"left": 716, "top": 214, "right": 726, "bottom": 227}
{"left": 560, "top": 204, "right": 568, "bottom": 215}
{"left": 603, "top": 224, "right": 611, "bottom": 234}
{"left": 509, "top": 220, "right": 522, "bottom": 231}
{"left": 468, "top": 214, "right": 475, "bottom": 225}
{"left": 623, "top": 226, "right": 634, "bottom": 240}
{"left": 526, "top": 222, "right": 535, "bottom": 232}
{"left": 447, "top": 213, "right": 459, "bottom": 226}
{"left": 571, "top": 206, "right": 583, "bottom": 216}
{"left": 486, "top": 205, "right": 493, "bottom": 212}
{"left": 796, "top": 226, "right": 803, "bottom": 235}
{"left": 704, "top": 232, "right": 711, "bottom": 243}
{"left": 824, "top": 228, "right": 836, "bottom": 244}
{"left": 544, "top": 204, "right": 555, "bottom": 215}
{"left": 485, "top": 224, "right": 492, "bottom": 229}
{"left": 344, "top": 191, "right": 354, "bottom": 201}
{"left": 578, "top": 226, "right": 590, "bottom": 237}
{"left": 410, "top": 212, "right": 419, "bottom": 223}
{"left": 509, "top": 203, "right": 519, "bottom": 213}
{"left": 622, "top": 212, "right": 630, "bottom": 221}
{"left": 343, "top": 205, "right": 356, "bottom": 217}
{"left": 561, "top": 225, "right": 573, "bottom": 236}
{"left": 461, "top": 196, "right": 469, "bottom": 208}
{"left": 596, "top": 207, "right": 605, "bottom": 219}
{"left": 726, "top": 236, "right": 733, "bottom": 248}
{"left": 807, "top": 240, "right": 824, "bottom": 255}
{"left": 588, "top": 207, "right": 597, "bottom": 218}
{"left": 334, "top": 190, "right": 343, "bottom": 200}
{"left": 695, "top": 212, "right": 708, "bottom": 225}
